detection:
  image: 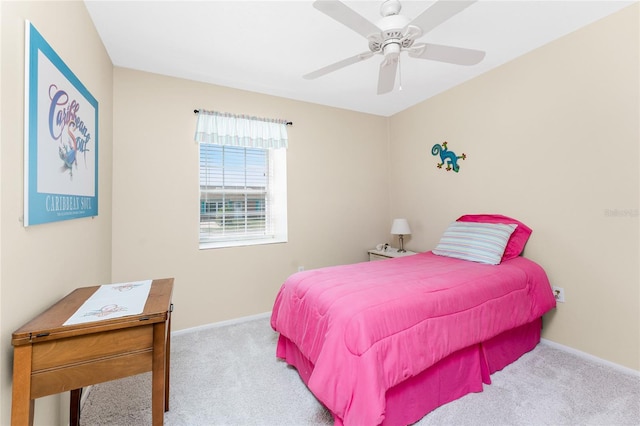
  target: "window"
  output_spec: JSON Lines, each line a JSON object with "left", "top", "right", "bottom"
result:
{"left": 195, "top": 110, "right": 289, "bottom": 249}
{"left": 198, "top": 142, "right": 287, "bottom": 249}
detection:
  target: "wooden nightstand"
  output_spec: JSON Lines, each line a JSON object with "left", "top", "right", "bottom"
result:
{"left": 368, "top": 248, "right": 417, "bottom": 261}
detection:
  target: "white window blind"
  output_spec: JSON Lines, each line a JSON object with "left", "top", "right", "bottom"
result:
{"left": 195, "top": 110, "right": 288, "bottom": 248}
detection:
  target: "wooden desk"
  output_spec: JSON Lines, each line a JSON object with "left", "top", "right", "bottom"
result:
{"left": 11, "top": 278, "right": 173, "bottom": 426}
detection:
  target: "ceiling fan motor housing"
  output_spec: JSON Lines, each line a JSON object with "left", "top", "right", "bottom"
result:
{"left": 369, "top": 12, "right": 419, "bottom": 54}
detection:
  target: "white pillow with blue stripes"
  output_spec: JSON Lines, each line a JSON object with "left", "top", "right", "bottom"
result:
{"left": 433, "top": 221, "right": 518, "bottom": 265}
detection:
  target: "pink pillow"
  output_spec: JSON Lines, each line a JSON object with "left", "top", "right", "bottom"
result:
{"left": 457, "top": 214, "right": 532, "bottom": 261}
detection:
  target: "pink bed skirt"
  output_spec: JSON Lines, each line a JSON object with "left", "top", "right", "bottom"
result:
{"left": 276, "top": 317, "right": 542, "bottom": 426}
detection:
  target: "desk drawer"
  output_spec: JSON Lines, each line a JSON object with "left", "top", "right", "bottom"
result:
{"left": 369, "top": 253, "right": 390, "bottom": 261}
{"left": 31, "top": 350, "right": 153, "bottom": 398}
{"left": 31, "top": 325, "right": 153, "bottom": 371}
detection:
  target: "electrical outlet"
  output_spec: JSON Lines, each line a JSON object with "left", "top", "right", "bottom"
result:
{"left": 297, "top": 266, "right": 305, "bottom": 272}
{"left": 552, "top": 286, "right": 565, "bottom": 303}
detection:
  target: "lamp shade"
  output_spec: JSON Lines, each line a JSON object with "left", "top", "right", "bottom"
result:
{"left": 390, "top": 218, "right": 411, "bottom": 235}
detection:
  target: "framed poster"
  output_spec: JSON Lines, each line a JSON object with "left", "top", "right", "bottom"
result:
{"left": 24, "top": 21, "right": 98, "bottom": 226}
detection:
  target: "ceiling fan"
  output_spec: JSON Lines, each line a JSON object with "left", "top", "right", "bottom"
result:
{"left": 303, "top": 0, "right": 486, "bottom": 94}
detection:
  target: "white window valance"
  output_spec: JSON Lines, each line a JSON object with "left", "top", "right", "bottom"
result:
{"left": 194, "top": 109, "right": 288, "bottom": 149}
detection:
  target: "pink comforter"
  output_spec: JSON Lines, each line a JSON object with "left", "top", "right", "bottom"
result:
{"left": 271, "top": 252, "right": 556, "bottom": 425}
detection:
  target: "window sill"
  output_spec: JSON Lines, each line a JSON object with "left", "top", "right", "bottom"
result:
{"left": 199, "top": 236, "right": 287, "bottom": 250}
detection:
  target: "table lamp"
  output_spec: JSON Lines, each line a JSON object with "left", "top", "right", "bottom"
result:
{"left": 391, "top": 218, "right": 411, "bottom": 253}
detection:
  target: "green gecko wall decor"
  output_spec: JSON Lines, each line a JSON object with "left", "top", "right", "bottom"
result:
{"left": 431, "top": 141, "right": 466, "bottom": 173}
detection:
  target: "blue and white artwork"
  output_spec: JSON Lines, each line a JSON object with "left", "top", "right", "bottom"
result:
{"left": 24, "top": 21, "right": 98, "bottom": 226}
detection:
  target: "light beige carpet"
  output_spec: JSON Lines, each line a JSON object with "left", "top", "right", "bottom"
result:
{"left": 79, "top": 315, "right": 640, "bottom": 425}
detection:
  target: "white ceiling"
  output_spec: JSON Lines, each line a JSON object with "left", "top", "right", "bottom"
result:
{"left": 84, "top": 0, "right": 634, "bottom": 117}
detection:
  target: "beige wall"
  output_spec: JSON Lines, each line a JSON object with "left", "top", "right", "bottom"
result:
{"left": 111, "top": 68, "right": 390, "bottom": 331}
{"left": 0, "top": 1, "right": 113, "bottom": 425}
{"left": 389, "top": 4, "right": 639, "bottom": 370}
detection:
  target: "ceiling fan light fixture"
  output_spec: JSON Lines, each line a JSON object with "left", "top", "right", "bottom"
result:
{"left": 382, "top": 41, "right": 401, "bottom": 57}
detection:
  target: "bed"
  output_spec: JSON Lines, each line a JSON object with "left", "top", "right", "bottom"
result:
{"left": 271, "top": 215, "right": 557, "bottom": 425}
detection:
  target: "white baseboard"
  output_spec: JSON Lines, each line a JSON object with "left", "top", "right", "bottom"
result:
{"left": 75, "top": 311, "right": 271, "bottom": 424}
{"left": 172, "top": 311, "right": 272, "bottom": 336}
{"left": 81, "top": 385, "right": 92, "bottom": 405}
{"left": 157, "top": 315, "right": 640, "bottom": 377}
{"left": 82, "top": 315, "right": 638, "bottom": 379}
{"left": 541, "top": 338, "right": 640, "bottom": 377}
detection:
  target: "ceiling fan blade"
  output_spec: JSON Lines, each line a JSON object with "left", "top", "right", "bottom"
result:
{"left": 408, "top": 0, "right": 476, "bottom": 36}
{"left": 303, "top": 51, "right": 375, "bottom": 80}
{"left": 313, "top": 0, "right": 380, "bottom": 39}
{"left": 377, "top": 54, "right": 399, "bottom": 95}
{"left": 409, "top": 43, "right": 485, "bottom": 65}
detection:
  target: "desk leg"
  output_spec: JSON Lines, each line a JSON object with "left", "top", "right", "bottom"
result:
{"left": 152, "top": 320, "right": 167, "bottom": 426}
{"left": 165, "top": 312, "right": 171, "bottom": 411}
{"left": 11, "top": 345, "right": 35, "bottom": 426}
{"left": 70, "top": 389, "right": 81, "bottom": 426}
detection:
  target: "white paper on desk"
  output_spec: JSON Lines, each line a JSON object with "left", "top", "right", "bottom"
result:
{"left": 63, "top": 280, "right": 153, "bottom": 326}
